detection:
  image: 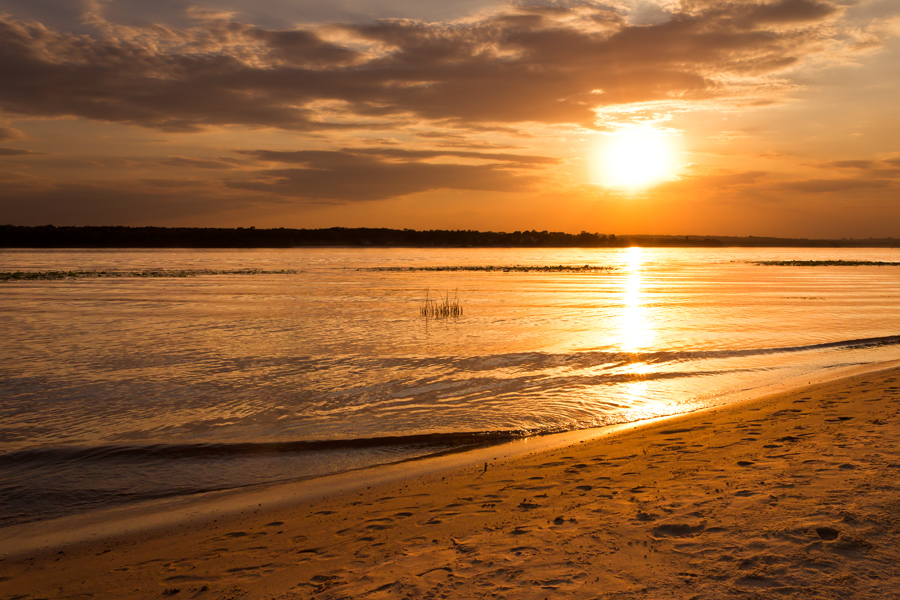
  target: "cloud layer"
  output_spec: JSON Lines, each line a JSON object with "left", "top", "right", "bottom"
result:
{"left": 0, "top": 1, "right": 850, "bottom": 132}
{"left": 227, "top": 148, "right": 550, "bottom": 201}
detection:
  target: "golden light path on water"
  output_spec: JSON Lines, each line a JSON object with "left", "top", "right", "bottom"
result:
{"left": 620, "top": 246, "right": 652, "bottom": 352}
{"left": 618, "top": 247, "right": 659, "bottom": 415}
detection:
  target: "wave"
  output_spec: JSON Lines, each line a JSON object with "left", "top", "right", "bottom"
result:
{"left": 403, "top": 333, "right": 900, "bottom": 373}
{"left": 4, "top": 333, "right": 897, "bottom": 469}
{"left": 535, "top": 333, "right": 900, "bottom": 364}
{"left": 0, "top": 430, "right": 531, "bottom": 467}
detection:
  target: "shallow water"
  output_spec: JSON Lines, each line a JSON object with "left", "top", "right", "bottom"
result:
{"left": 1, "top": 247, "right": 899, "bottom": 525}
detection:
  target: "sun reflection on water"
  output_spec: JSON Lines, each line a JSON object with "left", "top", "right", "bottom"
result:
{"left": 617, "top": 247, "right": 661, "bottom": 412}
{"left": 620, "top": 247, "right": 653, "bottom": 352}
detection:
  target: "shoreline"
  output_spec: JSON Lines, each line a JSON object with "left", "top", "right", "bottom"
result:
{"left": 2, "top": 358, "right": 894, "bottom": 558}
{"left": 3, "top": 363, "right": 900, "bottom": 597}
{"left": 0, "top": 410, "right": 686, "bottom": 558}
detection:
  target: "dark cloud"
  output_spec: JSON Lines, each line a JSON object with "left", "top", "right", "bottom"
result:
{"left": 0, "top": 147, "right": 40, "bottom": 155}
{"left": 0, "top": 184, "right": 180, "bottom": 225}
{"left": 0, "top": 0, "right": 87, "bottom": 31}
{"left": 0, "top": 2, "right": 846, "bottom": 132}
{"left": 242, "top": 147, "right": 558, "bottom": 165}
{"left": 823, "top": 159, "right": 877, "bottom": 169}
{"left": 0, "top": 180, "right": 252, "bottom": 225}
{"left": 248, "top": 29, "right": 360, "bottom": 66}
{"left": 415, "top": 131, "right": 466, "bottom": 140}
{"left": 778, "top": 178, "right": 893, "bottom": 193}
{"left": 869, "top": 169, "right": 900, "bottom": 179}
{"left": 63, "top": 0, "right": 504, "bottom": 29}
{"left": 817, "top": 158, "right": 900, "bottom": 176}
{"left": 352, "top": 148, "right": 559, "bottom": 165}
{"left": 0, "top": 17, "right": 337, "bottom": 131}
{"left": 739, "top": 0, "right": 836, "bottom": 26}
{"left": 140, "top": 178, "right": 210, "bottom": 188}
{"left": 3, "top": 157, "right": 144, "bottom": 168}
{"left": 0, "top": 126, "right": 24, "bottom": 141}
{"left": 160, "top": 156, "right": 239, "bottom": 169}
{"left": 661, "top": 169, "right": 770, "bottom": 191}
{"left": 228, "top": 149, "right": 538, "bottom": 201}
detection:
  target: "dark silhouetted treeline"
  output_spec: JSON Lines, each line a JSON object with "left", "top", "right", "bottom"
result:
{"left": 1, "top": 225, "right": 897, "bottom": 248}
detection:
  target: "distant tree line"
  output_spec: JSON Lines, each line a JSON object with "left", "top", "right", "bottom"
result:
{"left": 0, "top": 225, "right": 897, "bottom": 248}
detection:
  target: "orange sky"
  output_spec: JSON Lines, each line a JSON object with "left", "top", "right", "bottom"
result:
{"left": 0, "top": 0, "right": 898, "bottom": 236}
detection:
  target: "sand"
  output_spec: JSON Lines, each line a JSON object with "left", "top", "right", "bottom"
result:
{"left": 2, "top": 366, "right": 900, "bottom": 599}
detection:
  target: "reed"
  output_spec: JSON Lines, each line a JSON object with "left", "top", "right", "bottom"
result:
{"left": 420, "top": 288, "right": 463, "bottom": 319}
{"left": 364, "top": 264, "right": 614, "bottom": 273}
{"left": 752, "top": 260, "right": 900, "bottom": 266}
{"left": 0, "top": 269, "right": 300, "bottom": 282}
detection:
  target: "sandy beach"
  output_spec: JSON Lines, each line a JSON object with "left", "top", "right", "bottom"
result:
{"left": 3, "top": 366, "right": 900, "bottom": 599}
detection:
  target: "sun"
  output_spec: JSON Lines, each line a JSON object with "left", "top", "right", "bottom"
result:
{"left": 592, "top": 128, "right": 677, "bottom": 190}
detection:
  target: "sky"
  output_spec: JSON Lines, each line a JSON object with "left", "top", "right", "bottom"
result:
{"left": 0, "top": 0, "right": 898, "bottom": 237}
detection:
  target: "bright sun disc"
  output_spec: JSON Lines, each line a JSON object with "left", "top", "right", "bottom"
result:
{"left": 594, "top": 129, "right": 675, "bottom": 189}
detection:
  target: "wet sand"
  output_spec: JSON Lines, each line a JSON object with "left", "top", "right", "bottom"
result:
{"left": 2, "top": 366, "right": 900, "bottom": 599}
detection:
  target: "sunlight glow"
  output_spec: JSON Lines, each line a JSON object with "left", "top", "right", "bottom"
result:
{"left": 593, "top": 128, "right": 676, "bottom": 189}
{"left": 619, "top": 247, "right": 653, "bottom": 352}
{"left": 616, "top": 247, "right": 658, "bottom": 410}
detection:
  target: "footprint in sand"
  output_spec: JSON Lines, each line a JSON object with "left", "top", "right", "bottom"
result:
{"left": 650, "top": 522, "right": 706, "bottom": 538}
{"left": 307, "top": 574, "right": 344, "bottom": 593}
{"left": 658, "top": 428, "right": 696, "bottom": 435}
{"left": 226, "top": 565, "right": 267, "bottom": 577}
{"left": 164, "top": 575, "right": 220, "bottom": 583}
{"left": 552, "top": 516, "right": 577, "bottom": 525}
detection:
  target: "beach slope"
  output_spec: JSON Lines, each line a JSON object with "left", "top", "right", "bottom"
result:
{"left": 2, "top": 367, "right": 900, "bottom": 599}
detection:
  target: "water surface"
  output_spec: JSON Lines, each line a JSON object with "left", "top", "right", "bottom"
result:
{"left": 2, "top": 247, "right": 899, "bottom": 525}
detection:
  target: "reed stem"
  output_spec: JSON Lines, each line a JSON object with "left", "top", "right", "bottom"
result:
{"left": 420, "top": 288, "right": 463, "bottom": 319}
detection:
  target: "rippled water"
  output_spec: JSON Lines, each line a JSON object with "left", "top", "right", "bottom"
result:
{"left": 2, "top": 247, "right": 899, "bottom": 525}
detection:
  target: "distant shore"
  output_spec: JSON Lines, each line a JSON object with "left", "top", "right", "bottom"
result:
{"left": 2, "top": 225, "right": 899, "bottom": 248}
{"left": 2, "top": 364, "right": 900, "bottom": 598}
